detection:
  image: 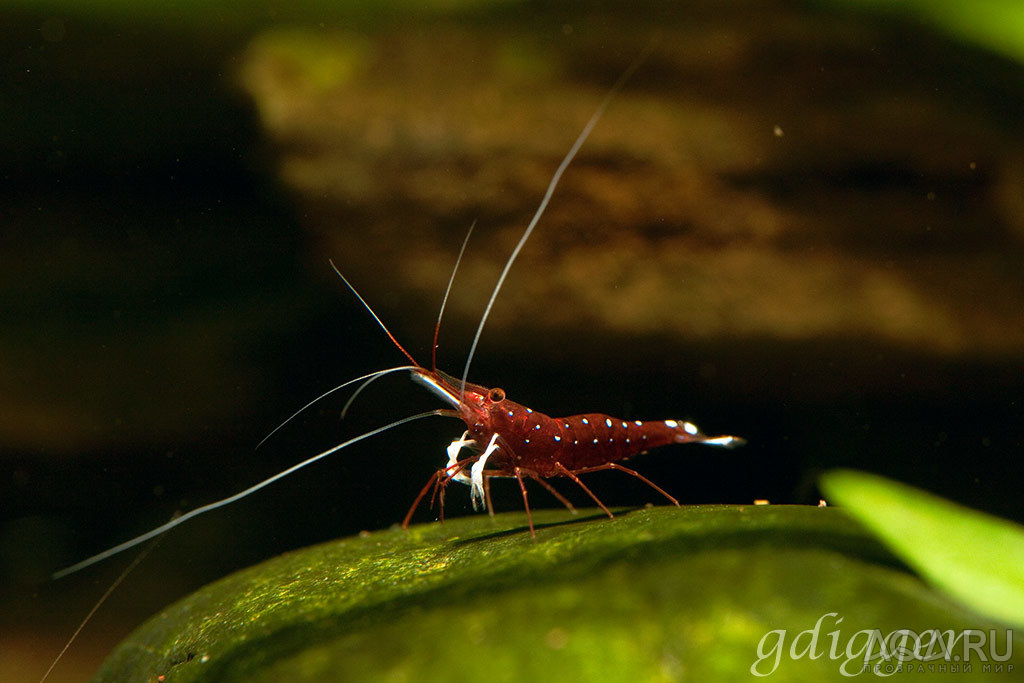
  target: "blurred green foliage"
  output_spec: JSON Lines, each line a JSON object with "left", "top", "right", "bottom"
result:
{"left": 17, "top": 0, "right": 1024, "bottom": 67}
{"left": 821, "top": 469, "right": 1024, "bottom": 629}
{"left": 818, "top": 0, "right": 1024, "bottom": 63}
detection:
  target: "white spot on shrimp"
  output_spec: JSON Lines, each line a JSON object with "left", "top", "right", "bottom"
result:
{"left": 684, "top": 421, "right": 699, "bottom": 435}
{"left": 525, "top": 438, "right": 530, "bottom": 444}
{"left": 592, "top": 438, "right": 598, "bottom": 444}
{"left": 621, "top": 422, "right": 628, "bottom": 429}
{"left": 664, "top": 419, "right": 679, "bottom": 428}
{"left": 625, "top": 438, "right": 630, "bottom": 444}
{"left": 564, "top": 422, "right": 570, "bottom": 429}
{"left": 507, "top": 410, "right": 514, "bottom": 418}
{"left": 573, "top": 440, "right": 578, "bottom": 445}
{"left": 605, "top": 418, "right": 612, "bottom": 428}
{"left": 526, "top": 408, "right": 533, "bottom": 413}
{"left": 554, "top": 435, "right": 561, "bottom": 442}
{"left": 534, "top": 424, "right": 541, "bottom": 430}
{"left": 634, "top": 420, "right": 642, "bottom": 426}
{"left": 581, "top": 418, "right": 589, "bottom": 425}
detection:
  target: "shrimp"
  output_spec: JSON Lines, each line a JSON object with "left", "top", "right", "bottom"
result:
{"left": 327, "top": 238, "right": 743, "bottom": 539}
{"left": 326, "top": 39, "right": 745, "bottom": 537}
{"left": 402, "top": 369, "right": 743, "bottom": 537}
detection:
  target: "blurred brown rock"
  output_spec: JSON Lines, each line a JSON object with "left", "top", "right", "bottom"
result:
{"left": 239, "top": 12, "right": 1024, "bottom": 360}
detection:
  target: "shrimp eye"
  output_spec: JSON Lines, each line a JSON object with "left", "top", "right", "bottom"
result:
{"left": 488, "top": 387, "right": 506, "bottom": 403}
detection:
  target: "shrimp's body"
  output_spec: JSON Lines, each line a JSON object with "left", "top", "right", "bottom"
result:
{"left": 405, "top": 368, "right": 743, "bottom": 536}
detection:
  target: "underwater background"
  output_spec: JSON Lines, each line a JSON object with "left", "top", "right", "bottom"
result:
{"left": 2, "top": 1, "right": 1023, "bottom": 680}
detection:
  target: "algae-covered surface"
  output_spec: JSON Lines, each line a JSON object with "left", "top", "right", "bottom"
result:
{"left": 95, "top": 506, "right": 1023, "bottom": 682}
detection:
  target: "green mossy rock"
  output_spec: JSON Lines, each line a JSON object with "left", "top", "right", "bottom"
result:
{"left": 95, "top": 506, "right": 1023, "bottom": 682}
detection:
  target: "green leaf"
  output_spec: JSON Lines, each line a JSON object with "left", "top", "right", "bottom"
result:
{"left": 820, "top": 469, "right": 1024, "bottom": 629}
{"left": 94, "top": 505, "right": 1023, "bottom": 682}
{"left": 812, "top": 0, "right": 1024, "bottom": 65}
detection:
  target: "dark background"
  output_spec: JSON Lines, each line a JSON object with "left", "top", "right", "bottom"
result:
{"left": 2, "top": 2, "right": 1023, "bottom": 680}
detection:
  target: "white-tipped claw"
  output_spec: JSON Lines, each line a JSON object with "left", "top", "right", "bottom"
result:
{"left": 445, "top": 431, "right": 475, "bottom": 485}
{"left": 469, "top": 434, "right": 500, "bottom": 510}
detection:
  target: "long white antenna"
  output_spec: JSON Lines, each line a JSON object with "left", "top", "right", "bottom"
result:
{"left": 433, "top": 220, "right": 476, "bottom": 374}
{"left": 41, "top": 530, "right": 164, "bottom": 682}
{"left": 459, "top": 42, "right": 657, "bottom": 395}
{"left": 53, "top": 409, "right": 451, "bottom": 579}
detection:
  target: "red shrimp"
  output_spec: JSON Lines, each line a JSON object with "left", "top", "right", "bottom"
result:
{"left": 404, "top": 368, "right": 743, "bottom": 537}
{"left": 330, "top": 250, "right": 743, "bottom": 539}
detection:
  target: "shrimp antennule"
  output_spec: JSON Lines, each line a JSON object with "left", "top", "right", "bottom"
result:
{"left": 329, "top": 259, "right": 420, "bottom": 368}
{"left": 256, "top": 365, "right": 418, "bottom": 450}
